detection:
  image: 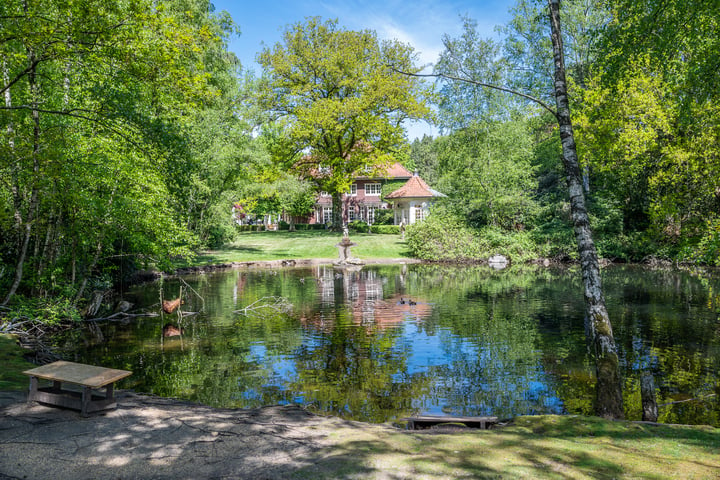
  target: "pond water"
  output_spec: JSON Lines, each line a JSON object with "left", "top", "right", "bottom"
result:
{"left": 56, "top": 264, "right": 720, "bottom": 425}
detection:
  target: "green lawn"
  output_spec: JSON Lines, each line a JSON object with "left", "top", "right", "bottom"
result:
{"left": 301, "top": 414, "right": 720, "bottom": 479}
{"left": 191, "top": 230, "right": 412, "bottom": 266}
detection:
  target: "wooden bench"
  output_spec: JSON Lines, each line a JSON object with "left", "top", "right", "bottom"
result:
{"left": 24, "top": 361, "right": 132, "bottom": 416}
{"left": 402, "top": 415, "right": 499, "bottom": 430}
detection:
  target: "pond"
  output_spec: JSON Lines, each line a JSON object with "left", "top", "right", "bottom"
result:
{"left": 55, "top": 264, "right": 720, "bottom": 425}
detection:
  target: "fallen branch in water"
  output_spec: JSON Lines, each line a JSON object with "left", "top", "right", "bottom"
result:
{"left": 233, "top": 296, "right": 293, "bottom": 317}
{"left": 85, "top": 311, "right": 160, "bottom": 322}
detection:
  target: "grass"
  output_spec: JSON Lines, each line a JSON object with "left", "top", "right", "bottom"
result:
{"left": 187, "top": 230, "right": 412, "bottom": 266}
{"left": 296, "top": 415, "right": 720, "bottom": 479}
{"left": 0, "top": 334, "right": 35, "bottom": 390}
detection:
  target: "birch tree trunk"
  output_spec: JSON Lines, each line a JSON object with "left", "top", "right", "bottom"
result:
{"left": 548, "top": 0, "right": 624, "bottom": 419}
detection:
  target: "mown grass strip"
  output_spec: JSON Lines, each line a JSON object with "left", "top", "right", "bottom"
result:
{"left": 189, "top": 231, "right": 411, "bottom": 266}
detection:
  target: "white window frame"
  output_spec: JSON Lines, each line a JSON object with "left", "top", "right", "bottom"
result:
{"left": 323, "top": 207, "right": 333, "bottom": 224}
{"left": 365, "top": 183, "right": 382, "bottom": 196}
{"left": 366, "top": 206, "right": 377, "bottom": 224}
{"left": 349, "top": 184, "right": 357, "bottom": 196}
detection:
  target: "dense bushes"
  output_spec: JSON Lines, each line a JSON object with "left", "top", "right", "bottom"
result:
{"left": 405, "top": 208, "right": 549, "bottom": 263}
{"left": 405, "top": 212, "right": 483, "bottom": 261}
{"left": 276, "top": 222, "right": 327, "bottom": 231}
{"left": 348, "top": 220, "right": 370, "bottom": 233}
{"left": 370, "top": 225, "right": 400, "bottom": 234}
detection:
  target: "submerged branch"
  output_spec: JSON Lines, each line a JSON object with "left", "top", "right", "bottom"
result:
{"left": 233, "top": 296, "right": 293, "bottom": 318}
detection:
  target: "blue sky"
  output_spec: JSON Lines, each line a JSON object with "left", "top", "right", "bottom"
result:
{"left": 211, "top": 0, "right": 515, "bottom": 138}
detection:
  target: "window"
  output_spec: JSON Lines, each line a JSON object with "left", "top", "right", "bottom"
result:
{"left": 366, "top": 206, "right": 377, "bottom": 223}
{"left": 365, "top": 183, "right": 382, "bottom": 196}
{"left": 415, "top": 206, "right": 425, "bottom": 222}
{"left": 323, "top": 208, "right": 333, "bottom": 224}
{"left": 348, "top": 206, "right": 356, "bottom": 221}
{"left": 349, "top": 184, "right": 357, "bottom": 196}
{"left": 320, "top": 191, "right": 330, "bottom": 197}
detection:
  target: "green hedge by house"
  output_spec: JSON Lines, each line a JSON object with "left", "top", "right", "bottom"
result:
{"left": 370, "top": 225, "right": 400, "bottom": 234}
{"left": 278, "top": 222, "right": 326, "bottom": 231}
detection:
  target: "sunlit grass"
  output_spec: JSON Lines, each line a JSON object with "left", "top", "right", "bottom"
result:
{"left": 297, "top": 414, "right": 720, "bottom": 479}
{"left": 189, "top": 231, "right": 412, "bottom": 266}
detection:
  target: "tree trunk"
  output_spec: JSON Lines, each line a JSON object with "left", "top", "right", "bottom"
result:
{"left": 330, "top": 192, "right": 344, "bottom": 232}
{"left": 3, "top": 48, "right": 40, "bottom": 306}
{"left": 548, "top": 0, "right": 624, "bottom": 419}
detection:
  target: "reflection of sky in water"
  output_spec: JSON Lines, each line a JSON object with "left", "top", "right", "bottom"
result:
{"left": 249, "top": 343, "right": 297, "bottom": 388}
{"left": 402, "top": 322, "right": 452, "bottom": 375}
{"left": 70, "top": 264, "right": 720, "bottom": 425}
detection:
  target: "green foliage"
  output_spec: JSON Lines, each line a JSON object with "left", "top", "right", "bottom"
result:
{"left": 4, "top": 296, "right": 82, "bottom": 327}
{"left": 370, "top": 225, "right": 400, "bottom": 234}
{"left": 256, "top": 17, "right": 431, "bottom": 229}
{"left": 405, "top": 210, "right": 484, "bottom": 261}
{"left": 427, "top": 119, "right": 539, "bottom": 230}
{"left": 0, "top": 0, "right": 241, "bottom": 305}
{"left": 348, "top": 220, "right": 370, "bottom": 233}
{"left": 408, "top": 135, "right": 440, "bottom": 185}
{"left": 405, "top": 206, "right": 548, "bottom": 263}
{"left": 371, "top": 208, "right": 394, "bottom": 225}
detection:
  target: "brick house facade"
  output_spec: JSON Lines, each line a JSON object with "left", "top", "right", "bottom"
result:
{"left": 309, "top": 163, "right": 413, "bottom": 225}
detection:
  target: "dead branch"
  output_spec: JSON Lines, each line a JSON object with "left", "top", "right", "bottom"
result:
{"left": 233, "top": 296, "right": 293, "bottom": 318}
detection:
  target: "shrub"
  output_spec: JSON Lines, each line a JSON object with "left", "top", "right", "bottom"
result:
{"left": 405, "top": 214, "right": 483, "bottom": 261}
{"left": 370, "top": 225, "right": 400, "bottom": 234}
{"left": 4, "top": 296, "right": 82, "bottom": 327}
{"left": 373, "top": 209, "right": 395, "bottom": 225}
{"left": 349, "top": 220, "right": 370, "bottom": 233}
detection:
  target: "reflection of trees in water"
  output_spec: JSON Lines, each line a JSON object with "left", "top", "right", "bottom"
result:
{"left": 293, "top": 266, "right": 435, "bottom": 422}
{"left": 60, "top": 264, "right": 720, "bottom": 425}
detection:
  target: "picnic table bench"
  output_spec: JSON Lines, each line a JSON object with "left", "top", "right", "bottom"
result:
{"left": 24, "top": 360, "right": 132, "bottom": 416}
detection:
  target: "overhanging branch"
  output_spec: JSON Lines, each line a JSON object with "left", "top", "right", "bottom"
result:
{"left": 389, "top": 66, "right": 557, "bottom": 118}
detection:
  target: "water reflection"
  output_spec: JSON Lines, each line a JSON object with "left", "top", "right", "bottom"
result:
{"left": 56, "top": 264, "right": 720, "bottom": 425}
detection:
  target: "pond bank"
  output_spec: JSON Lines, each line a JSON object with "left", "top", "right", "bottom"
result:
{"left": 1, "top": 390, "right": 719, "bottom": 479}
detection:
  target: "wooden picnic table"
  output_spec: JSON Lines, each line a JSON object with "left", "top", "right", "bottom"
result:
{"left": 24, "top": 360, "right": 132, "bottom": 416}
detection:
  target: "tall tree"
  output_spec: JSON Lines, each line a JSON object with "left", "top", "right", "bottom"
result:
{"left": 0, "top": 0, "right": 239, "bottom": 305}
{"left": 256, "top": 17, "right": 431, "bottom": 230}
{"left": 423, "top": 0, "right": 624, "bottom": 418}
{"left": 575, "top": 0, "right": 720, "bottom": 264}
{"left": 547, "top": 0, "right": 623, "bottom": 418}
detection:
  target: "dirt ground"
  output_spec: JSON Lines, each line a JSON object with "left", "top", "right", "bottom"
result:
{"left": 0, "top": 390, "right": 406, "bottom": 480}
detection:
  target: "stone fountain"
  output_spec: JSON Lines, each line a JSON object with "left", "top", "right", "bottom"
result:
{"left": 333, "top": 227, "right": 365, "bottom": 267}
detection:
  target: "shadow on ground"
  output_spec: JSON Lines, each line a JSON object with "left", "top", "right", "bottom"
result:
{"left": 2, "top": 391, "right": 719, "bottom": 479}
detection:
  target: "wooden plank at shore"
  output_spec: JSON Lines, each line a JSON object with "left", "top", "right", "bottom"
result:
{"left": 402, "top": 415, "right": 499, "bottom": 430}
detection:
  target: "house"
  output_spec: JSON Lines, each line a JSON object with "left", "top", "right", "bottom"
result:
{"left": 385, "top": 173, "right": 446, "bottom": 225}
{"left": 309, "top": 163, "right": 414, "bottom": 225}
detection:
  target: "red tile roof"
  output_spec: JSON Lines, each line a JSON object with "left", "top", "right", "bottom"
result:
{"left": 385, "top": 175, "right": 445, "bottom": 199}
{"left": 355, "top": 162, "right": 413, "bottom": 180}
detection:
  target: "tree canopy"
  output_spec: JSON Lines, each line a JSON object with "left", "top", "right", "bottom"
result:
{"left": 256, "top": 17, "right": 431, "bottom": 229}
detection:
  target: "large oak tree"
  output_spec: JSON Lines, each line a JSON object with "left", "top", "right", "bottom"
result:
{"left": 256, "top": 17, "right": 431, "bottom": 230}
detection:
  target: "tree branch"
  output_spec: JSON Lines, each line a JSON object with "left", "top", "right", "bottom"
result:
{"left": 389, "top": 66, "right": 557, "bottom": 118}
